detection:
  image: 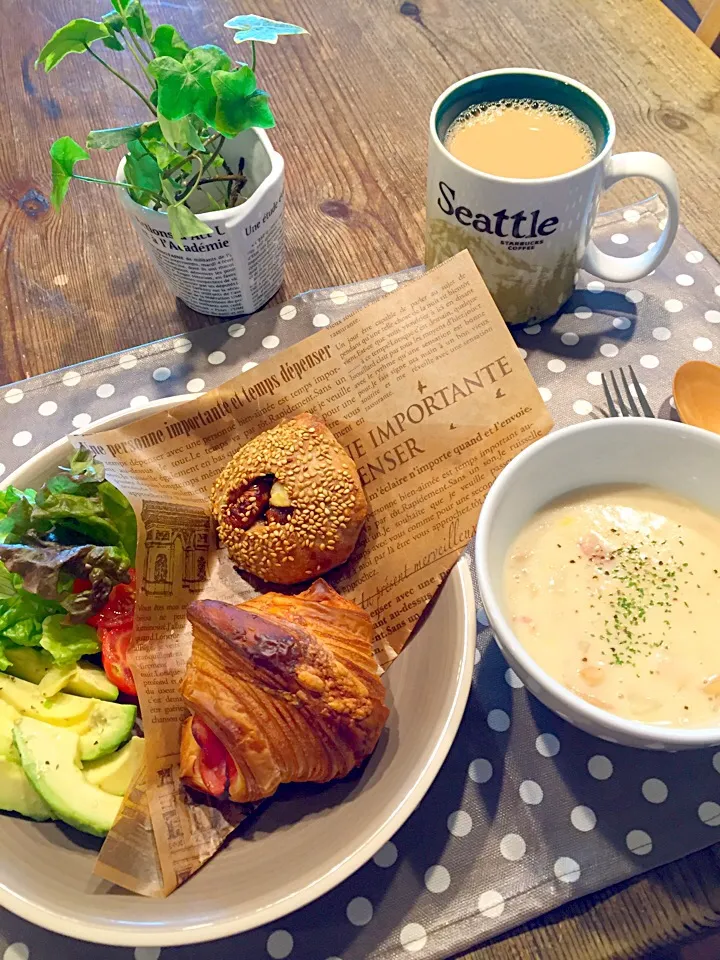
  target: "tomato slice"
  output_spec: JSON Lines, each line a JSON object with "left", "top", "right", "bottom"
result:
{"left": 91, "top": 569, "right": 136, "bottom": 629}
{"left": 99, "top": 622, "right": 137, "bottom": 697}
{"left": 191, "top": 715, "right": 229, "bottom": 797}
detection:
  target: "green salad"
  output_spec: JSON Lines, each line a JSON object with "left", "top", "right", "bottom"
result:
{"left": 0, "top": 447, "right": 136, "bottom": 673}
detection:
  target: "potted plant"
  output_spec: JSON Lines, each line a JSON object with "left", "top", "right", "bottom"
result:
{"left": 37, "top": 3, "right": 306, "bottom": 316}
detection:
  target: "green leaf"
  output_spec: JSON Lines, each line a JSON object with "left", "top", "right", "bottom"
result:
{"left": 124, "top": 140, "right": 161, "bottom": 195}
{"left": 185, "top": 45, "right": 232, "bottom": 124}
{"left": 102, "top": 33, "right": 124, "bottom": 51}
{"left": 149, "top": 46, "right": 232, "bottom": 127}
{"left": 0, "top": 487, "right": 36, "bottom": 516}
{"left": 0, "top": 565, "right": 16, "bottom": 601}
{"left": 0, "top": 562, "right": 64, "bottom": 655}
{"left": 211, "top": 69, "right": 274, "bottom": 136}
{"left": 43, "top": 474, "right": 102, "bottom": 499}
{"left": 241, "top": 91, "right": 275, "bottom": 130}
{"left": 86, "top": 124, "right": 143, "bottom": 150}
{"left": 141, "top": 120, "right": 162, "bottom": 139}
{"left": 98, "top": 483, "right": 137, "bottom": 563}
{"left": 185, "top": 121, "right": 206, "bottom": 151}
{"left": 66, "top": 447, "right": 105, "bottom": 483}
{"left": 0, "top": 500, "right": 33, "bottom": 546}
{"left": 148, "top": 55, "right": 201, "bottom": 121}
{"left": 5, "top": 619, "right": 39, "bottom": 647}
{"left": 157, "top": 114, "right": 189, "bottom": 149}
{"left": 151, "top": 24, "right": 189, "bottom": 61}
{"left": 162, "top": 180, "right": 178, "bottom": 204}
{"left": 40, "top": 615, "right": 99, "bottom": 665}
{"left": 49, "top": 136, "right": 89, "bottom": 211}
{"left": 223, "top": 14, "right": 307, "bottom": 44}
{"left": 111, "top": 0, "right": 152, "bottom": 39}
{"left": 30, "top": 495, "right": 122, "bottom": 545}
{"left": 212, "top": 63, "right": 256, "bottom": 100}
{"left": 185, "top": 44, "right": 232, "bottom": 75}
{"left": 36, "top": 18, "right": 111, "bottom": 71}
{"left": 102, "top": 11, "right": 125, "bottom": 33}
{"left": 144, "top": 140, "right": 179, "bottom": 169}
{"left": 167, "top": 204, "right": 213, "bottom": 245}
{"left": 0, "top": 487, "right": 36, "bottom": 546}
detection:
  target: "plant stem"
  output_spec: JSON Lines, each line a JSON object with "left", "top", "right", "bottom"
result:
{"left": 85, "top": 46, "right": 156, "bottom": 115}
{"left": 201, "top": 135, "right": 225, "bottom": 177}
{"left": 251, "top": 40, "right": 256, "bottom": 72}
{"left": 72, "top": 173, "right": 162, "bottom": 204}
{"left": 175, "top": 156, "right": 204, "bottom": 205}
{"left": 198, "top": 174, "right": 246, "bottom": 184}
{"left": 124, "top": 27, "right": 153, "bottom": 69}
{"left": 162, "top": 133, "right": 218, "bottom": 181}
{"left": 115, "top": 4, "right": 153, "bottom": 69}
{"left": 163, "top": 154, "right": 192, "bottom": 179}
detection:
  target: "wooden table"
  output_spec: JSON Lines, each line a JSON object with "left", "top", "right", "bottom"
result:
{"left": 1, "top": 0, "right": 720, "bottom": 956}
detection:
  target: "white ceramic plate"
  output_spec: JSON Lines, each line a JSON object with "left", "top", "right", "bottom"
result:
{"left": 0, "top": 400, "right": 476, "bottom": 946}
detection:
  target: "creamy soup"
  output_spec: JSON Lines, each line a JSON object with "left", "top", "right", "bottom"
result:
{"left": 504, "top": 485, "right": 720, "bottom": 727}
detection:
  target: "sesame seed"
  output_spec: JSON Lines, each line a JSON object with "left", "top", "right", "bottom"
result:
{"left": 211, "top": 412, "right": 367, "bottom": 583}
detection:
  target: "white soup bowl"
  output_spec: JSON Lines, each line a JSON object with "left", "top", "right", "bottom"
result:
{"left": 475, "top": 418, "right": 720, "bottom": 751}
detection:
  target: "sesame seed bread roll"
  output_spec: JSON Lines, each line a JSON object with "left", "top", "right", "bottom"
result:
{"left": 210, "top": 413, "right": 368, "bottom": 584}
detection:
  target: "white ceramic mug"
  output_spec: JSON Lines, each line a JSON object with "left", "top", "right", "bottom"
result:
{"left": 426, "top": 69, "right": 680, "bottom": 326}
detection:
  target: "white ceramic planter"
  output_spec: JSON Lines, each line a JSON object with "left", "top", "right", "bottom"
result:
{"left": 118, "top": 128, "right": 284, "bottom": 316}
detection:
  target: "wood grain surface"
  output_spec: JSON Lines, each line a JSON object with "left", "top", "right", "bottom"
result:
{"left": 2, "top": 0, "right": 720, "bottom": 388}
{"left": 2, "top": 0, "right": 720, "bottom": 957}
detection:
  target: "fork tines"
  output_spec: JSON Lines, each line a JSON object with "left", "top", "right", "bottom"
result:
{"left": 601, "top": 365, "right": 655, "bottom": 418}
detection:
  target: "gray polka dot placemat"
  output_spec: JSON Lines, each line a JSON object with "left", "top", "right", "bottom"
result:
{"left": 2, "top": 197, "right": 720, "bottom": 960}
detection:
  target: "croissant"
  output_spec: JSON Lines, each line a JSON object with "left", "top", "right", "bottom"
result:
{"left": 180, "top": 579, "right": 389, "bottom": 803}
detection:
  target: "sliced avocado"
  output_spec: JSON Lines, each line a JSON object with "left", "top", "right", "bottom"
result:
{"left": 14, "top": 717, "right": 121, "bottom": 836}
{"left": 38, "top": 662, "right": 77, "bottom": 698}
{"left": 0, "top": 699, "right": 19, "bottom": 756}
{"left": 78, "top": 701, "right": 136, "bottom": 762}
{"left": 0, "top": 675, "right": 94, "bottom": 725}
{"left": 0, "top": 701, "right": 53, "bottom": 820}
{"left": 5, "top": 647, "right": 119, "bottom": 701}
{"left": 84, "top": 736, "right": 144, "bottom": 796}
{"left": 0, "top": 675, "right": 135, "bottom": 761}
{"left": 0, "top": 755, "right": 54, "bottom": 821}
{"left": 67, "top": 662, "right": 119, "bottom": 702}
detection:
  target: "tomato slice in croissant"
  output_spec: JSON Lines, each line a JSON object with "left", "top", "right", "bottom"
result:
{"left": 180, "top": 579, "right": 388, "bottom": 803}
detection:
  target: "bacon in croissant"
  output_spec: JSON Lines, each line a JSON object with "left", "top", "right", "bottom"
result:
{"left": 180, "top": 579, "right": 388, "bottom": 803}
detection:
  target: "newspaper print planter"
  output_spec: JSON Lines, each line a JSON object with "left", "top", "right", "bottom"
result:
{"left": 118, "top": 128, "right": 284, "bottom": 317}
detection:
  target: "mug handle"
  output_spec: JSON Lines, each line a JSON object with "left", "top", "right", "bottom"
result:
{"left": 582, "top": 152, "right": 680, "bottom": 283}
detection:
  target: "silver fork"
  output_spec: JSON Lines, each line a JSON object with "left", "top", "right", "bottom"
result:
{"left": 601, "top": 365, "right": 655, "bottom": 418}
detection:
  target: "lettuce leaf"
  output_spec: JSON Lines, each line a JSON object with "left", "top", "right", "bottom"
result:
{"left": 61, "top": 446, "right": 106, "bottom": 484}
{"left": 0, "top": 488, "right": 36, "bottom": 544}
{"left": 40, "top": 614, "right": 99, "bottom": 664}
{"left": 31, "top": 491, "right": 122, "bottom": 545}
{"left": 0, "top": 448, "right": 136, "bottom": 665}
{"left": 0, "top": 562, "right": 65, "bottom": 663}
{"left": 0, "top": 543, "right": 130, "bottom": 622}
{"left": 0, "top": 448, "right": 136, "bottom": 562}
{"left": 4, "top": 618, "right": 40, "bottom": 646}
{"left": 98, "top": 481, "right": 137, "bottom": 563}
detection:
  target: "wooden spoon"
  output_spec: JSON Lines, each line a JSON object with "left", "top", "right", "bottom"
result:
{"left": 673, "top": 360, "right": 720, "bottom": 434}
